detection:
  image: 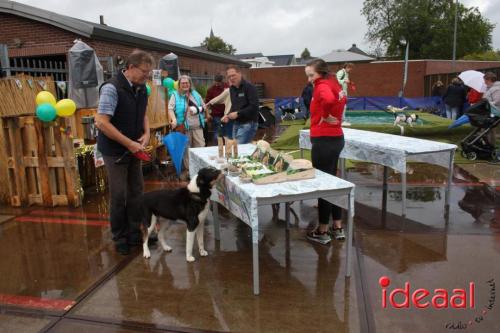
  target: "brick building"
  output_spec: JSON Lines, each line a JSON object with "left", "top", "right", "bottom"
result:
{"left": 0, "top": 0, "right": 248, "bottom": 82}
{"left": 249, "top": 60, "right": 500, "bottom": 98}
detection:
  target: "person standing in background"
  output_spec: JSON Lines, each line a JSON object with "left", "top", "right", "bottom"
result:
{"left": 301, "top": 82, "right": 313, "bottom": 119}
{"left": 223, "top": 65, "right": 259, "bottom": 144}
{"left": 336, "top": 62, "right": 354, "bottom": 126}
{"left": 467, "top": 87, "right": 483, "bottom": 105}
{"left": 431, "top": 81, "right": 445, "bottom": 116}
{"left": 205, "top": 74, "right": 226, "bottom": 144}
{"left": 483, "top": 71, "right": 500, "bottom": 162}
{"left": 443, "top": 77, "right": 467, "bottom": 120}
{"left": 168, "top": 75, "right": 208, "bottom": 178}
{"left": 206, "top": 83, "right": 234, "bottom": 141}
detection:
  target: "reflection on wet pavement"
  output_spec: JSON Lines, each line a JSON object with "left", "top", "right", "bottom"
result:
{"left": 0, "top": 158, "right": 498, "bottom": 332}
{"left": 0, "top": 210, "right": 127, "bottom": 312}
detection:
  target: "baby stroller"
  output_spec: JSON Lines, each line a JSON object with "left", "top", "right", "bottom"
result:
{"left": 460, "top": 99, "right": 500, "bottom": 160}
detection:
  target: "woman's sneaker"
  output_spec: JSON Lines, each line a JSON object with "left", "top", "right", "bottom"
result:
{"left": 307, "top": 229, "right": 331, "bottom": 245}
{"left": 329, "top": 227, "right": 346, "bottom": 241}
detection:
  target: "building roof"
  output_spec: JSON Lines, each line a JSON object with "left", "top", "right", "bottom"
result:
{"left": 0, "top": 0, "right": 249, "bottom": 66}
{"left": 296, "top": 57, "right": 317, "bottom": 65}
{"left": 319, "top": 49, "right": 374, "bottom": 63}
{"left": 234, "top": 53, "right": 264, "bottom": 60}
{"left": 267, "top": 54, "right": 295, "bottom": 66}
{"left": 347, "top": 44, "right": 370, "bottom": 57}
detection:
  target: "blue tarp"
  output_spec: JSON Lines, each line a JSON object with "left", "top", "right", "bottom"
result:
{"left": 275, "top": 96, "right": 444, "bottom": 112}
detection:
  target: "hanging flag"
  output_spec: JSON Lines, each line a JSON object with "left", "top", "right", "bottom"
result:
{"left": 56, "top": 81, "right": 67, "bottom": 93}
{"left": 37, "top": 80, "right": 47, "bottom": 90}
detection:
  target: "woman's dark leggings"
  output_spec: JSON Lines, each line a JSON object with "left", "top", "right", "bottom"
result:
{"left": 311, "top": 135, "right": 345, "bottom": 225}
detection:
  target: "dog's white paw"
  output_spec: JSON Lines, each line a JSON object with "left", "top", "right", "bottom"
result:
{"left": 143, "top": 250, "right": 151, "bottom": 259}
{"left": 162, "top": 245, "right": 172, "bottom": 252}
{"left": 199, "top": 249, "right": 208, "bottom": 257}
{"left": 186, "top": 255, "right": 196, "bottom": 262}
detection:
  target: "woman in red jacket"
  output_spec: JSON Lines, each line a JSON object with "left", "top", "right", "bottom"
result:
{"left": 305, "top": 59, "right": 347, "bottom": 245}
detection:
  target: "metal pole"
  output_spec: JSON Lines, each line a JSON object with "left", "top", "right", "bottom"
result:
{"left": 403, "top": 42, "right": 409, "bottom": 95}
{"left": 399, "top": 41, "right": 409, "bottom": 97}
{"left": 0, "top": 44, "right": 11, "bottom": 77}
{"left": 452, "top": 0, "right": 459, "bottom": 73}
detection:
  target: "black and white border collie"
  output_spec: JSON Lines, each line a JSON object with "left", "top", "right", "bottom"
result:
{"left": 137, "top": 167, "right": 221, "bottom": 262}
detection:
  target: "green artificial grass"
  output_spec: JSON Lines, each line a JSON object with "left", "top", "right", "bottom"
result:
{"left": 272, "top": 111, "right": 482, "bottom": 165}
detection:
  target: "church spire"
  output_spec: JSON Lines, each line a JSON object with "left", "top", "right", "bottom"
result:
{"left": 210, "top": 26, "right": 215, "bottom": 38}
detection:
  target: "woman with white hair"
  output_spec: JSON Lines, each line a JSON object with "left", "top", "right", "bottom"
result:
{"left": 168, "top": 75, "right": 208, "bottom": 176}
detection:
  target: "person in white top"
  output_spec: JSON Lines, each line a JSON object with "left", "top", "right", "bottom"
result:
{"left": 336, "top": 63, "right": 354, "bottom": 126}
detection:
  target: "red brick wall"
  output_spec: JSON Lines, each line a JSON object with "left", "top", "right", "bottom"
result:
{"left": 249, "top": 60, "right": 500, "bottom": 98}
{"left": 249, "top": 62, "right": 425, "bottom": 97}
{"left": 0, "top": 13, "right": 238, "bottom": 77}
{"left": 424, "top": 60, "right": 500, "bottom": 75}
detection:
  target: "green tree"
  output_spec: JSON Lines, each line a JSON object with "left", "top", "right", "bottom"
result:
{"left": 301, "top": 48, "right": 311, "bottom": 59}
{"left": 200, "top": 35, "right": 236, "bottom": 55}
{"left": 463, "top": 50, "right": 500, "bottom": 61}
{"left": 361, "top": 0, "right": 494, "bottom": 59}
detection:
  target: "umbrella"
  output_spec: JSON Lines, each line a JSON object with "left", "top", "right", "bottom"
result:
{"left": 458, "top": 70, "right": 487, "bottom": 93}
{"left": 448, "top": 115, "right": 470, "bottom": 129}
{"left": 163, "top": 132, "right": 189, "bottom": 177}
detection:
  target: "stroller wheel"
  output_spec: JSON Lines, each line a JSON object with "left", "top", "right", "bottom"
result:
{"left": 460, "top": 150, "right": 467, "bottom": 158}
{"left": 466, "top": 152, "right": 477, "bottom": 161}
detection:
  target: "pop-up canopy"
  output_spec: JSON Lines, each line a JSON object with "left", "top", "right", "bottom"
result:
{"left": 68, "top": 40, "right": 104, "bottom": 108}
{"left": 159, "top": 53, "right": 180, "bottom": 81}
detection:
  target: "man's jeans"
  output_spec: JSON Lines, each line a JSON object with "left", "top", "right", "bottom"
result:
{"left": 445, "top": 105, "right": 459, "bottom": 120}
{"left": 102, "top": 154, "right": 143, "bottom": 245}
{"left": 233, "top": 121, "right": 258, "bottom": 144}
{"left": 212, "top": 116, "right": 222, "bottom": 143}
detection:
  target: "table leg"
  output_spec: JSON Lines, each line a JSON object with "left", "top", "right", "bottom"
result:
{"left": 340, "top": 158, "right": 346, "bottom": 179}
{"left": 346, "top": 191, "right": 354, "bottom": 277}
{"left": 401, "top": 163, "right": 407, "bottom": 218}
{"left": 381, "top": 166, "right": 388, "bottom": 228}
{"left": 445, "top": 150, "right": 454, "bottom": 217}
{"left": 252, "top": 227, "right": 260, "bottom": 295}
{"left": 285, "top": 202, "right": 291, "bottom": 230}
{"left": 300, "top": 148, "right": 304, "bottom": 158}
{"left": 212, "top": 201, "right": 220, "bottom": 241}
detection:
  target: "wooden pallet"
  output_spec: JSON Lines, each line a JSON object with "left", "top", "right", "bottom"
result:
{"left": 2, "top": 115, "right": 81, "bottom": 207}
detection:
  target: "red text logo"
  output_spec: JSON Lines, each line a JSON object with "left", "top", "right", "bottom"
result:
{"left": 379, "top": 276, "right": 475, "bottom": 309}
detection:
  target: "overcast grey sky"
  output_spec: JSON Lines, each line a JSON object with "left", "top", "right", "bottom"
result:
{"left": 14, "top": 0, "right": 500, "bottom": 57}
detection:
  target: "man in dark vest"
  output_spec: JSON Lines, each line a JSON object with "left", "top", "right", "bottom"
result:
{"left": 223, "top": 65, "right": 259, "bottom": 144}
{"left": 95, "top": 50, "right": 154, "bottom": 255}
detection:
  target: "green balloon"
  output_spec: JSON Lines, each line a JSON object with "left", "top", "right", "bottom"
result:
{"left": 36, "top": 103, "right": 57, "bottom": 122}
{"left": 146, "top": 84, "right": 151, "bottom": 96}
{"left": 162, "top": 77, "right": 175, "bottom": 90}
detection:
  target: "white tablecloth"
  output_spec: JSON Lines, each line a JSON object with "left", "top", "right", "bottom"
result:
{"left": 189, "top": 144, "right": 355, "bottom": 229}
{"left": 299, "top": 128, "right": 457, "bottom": 173}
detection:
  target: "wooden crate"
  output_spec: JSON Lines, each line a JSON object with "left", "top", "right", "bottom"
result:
{"left": 2, "top": 115, "right": 82, "bottom": 207}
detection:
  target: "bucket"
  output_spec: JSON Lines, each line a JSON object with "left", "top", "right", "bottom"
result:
{"left": 81, "top": 116, "right": 97, "bottom": 142}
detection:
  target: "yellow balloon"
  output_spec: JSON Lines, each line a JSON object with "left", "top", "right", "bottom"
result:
{"left": 174, "top": 80, "right": 179, "bottom": 90}
{"left": 55, "top": 99, "right": 77, "bottom": 117}
{"left": 36, "top": 91, "right": 56, "bottom": 106}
